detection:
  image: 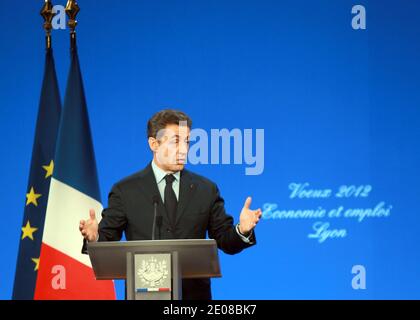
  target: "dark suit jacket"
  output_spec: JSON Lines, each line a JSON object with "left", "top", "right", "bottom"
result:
{"left": 88, "top": 163, "right": 256, "bottom": 300}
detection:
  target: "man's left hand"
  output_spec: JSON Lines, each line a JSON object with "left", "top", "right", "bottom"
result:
{"left": 239, "top": 196, "right": 262, "bottom": 235}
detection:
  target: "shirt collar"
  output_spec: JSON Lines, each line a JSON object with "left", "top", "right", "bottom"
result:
{"left": 151, "top": 160, "right": 181, "bottom": 184}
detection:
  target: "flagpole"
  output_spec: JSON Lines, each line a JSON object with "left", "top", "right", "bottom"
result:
{"left": 65, "top": 0, "right": 80, "bottom": 50}
{"left": 40, "top": 0, "right": 56, "bottom": 49}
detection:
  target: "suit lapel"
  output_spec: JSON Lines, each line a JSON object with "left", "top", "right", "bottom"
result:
{"left": 175, "top": 169, "right": 197, "bottom": 225}
{"left": 136, "top": 163, "right": 170, "bottom": 226}
{"left": 137, "top": 163, "right": 198, "bottom": 227}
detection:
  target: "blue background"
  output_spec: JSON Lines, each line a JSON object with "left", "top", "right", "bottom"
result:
{"left": 1, "top": 0, "right": 419, "bottom": 299}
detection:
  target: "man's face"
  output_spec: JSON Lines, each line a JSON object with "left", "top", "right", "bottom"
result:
{"left": 150, "top": 124, "right": 190, "bottom": 172}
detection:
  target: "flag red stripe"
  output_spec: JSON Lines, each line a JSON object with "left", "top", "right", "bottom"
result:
{"left": 34, "top": 242, "right": 115, "bottom": 300}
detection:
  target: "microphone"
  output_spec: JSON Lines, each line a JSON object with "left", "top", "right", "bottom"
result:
{"left": 156, "top": 215, "right": 163, "bottom": 240}
{"left": 152, "top": 195, "right": 160, "bottom": 240}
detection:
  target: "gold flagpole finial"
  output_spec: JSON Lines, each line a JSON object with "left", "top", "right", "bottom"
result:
{"left": 65, "top": 0, "right": 80, "bottom": 49}
{"left": 40, "top": 0, "right": 56, "bottom": 49}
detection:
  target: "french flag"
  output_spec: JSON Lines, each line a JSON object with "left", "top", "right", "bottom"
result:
{"left": 34, "top": 45, "right": 115, "bottom": 299}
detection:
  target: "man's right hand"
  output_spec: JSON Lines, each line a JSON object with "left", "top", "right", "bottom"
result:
{"left": 79, "top": 209, "right": 99, "bottom": 242}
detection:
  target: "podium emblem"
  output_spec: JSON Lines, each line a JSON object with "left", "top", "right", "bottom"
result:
{"left": 137, "top": 256, "right": 169, "bottom": 287}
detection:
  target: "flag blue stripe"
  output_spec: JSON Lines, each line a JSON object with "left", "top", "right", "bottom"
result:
{"left": 53, "top": 49, "right": 101, "bottom": 202}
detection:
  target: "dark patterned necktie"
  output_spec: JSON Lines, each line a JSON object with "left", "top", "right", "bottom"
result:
{"left": 164, "top": 174, "right": 177, "bottom": 228}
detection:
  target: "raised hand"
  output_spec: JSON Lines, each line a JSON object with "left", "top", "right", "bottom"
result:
{"left": 239, "top": 197, "right": 262, "bottom": 235}
{"left": 79, "top": 209, "right": 99, "bottom": 242}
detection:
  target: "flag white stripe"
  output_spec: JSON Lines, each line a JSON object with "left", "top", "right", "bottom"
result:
{"left": 43, "top": 177, "right": 103, "bottom": 268}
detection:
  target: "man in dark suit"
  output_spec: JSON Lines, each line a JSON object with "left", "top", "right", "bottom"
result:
{"left": 79, "top": 109, "right": 262, "bottom": 300}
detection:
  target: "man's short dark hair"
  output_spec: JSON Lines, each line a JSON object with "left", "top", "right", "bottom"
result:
{"left": 147, "top": 109, "right": 192, "bottom": 139}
